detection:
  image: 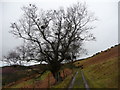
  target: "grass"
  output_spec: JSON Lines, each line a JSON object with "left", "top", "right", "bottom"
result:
{"left": 83, "top": 57, "right": 118, "bottom": 88}
{"left": 2, "top": 66, "right": 36, "bottom": 86}
{"left": 11, "top": 79, "right": 34, "bottom": 88}
{"left": 51, "top": 74, "right": 73, "bottom": 88}
{"left": 10, "top": 71, "right": 50, "bottom": 88}
{"left": 36, "top": 71, "right": 50, "bottom": 81}
{"left": 73, "top": 69, "right": 84, "bottom": 88}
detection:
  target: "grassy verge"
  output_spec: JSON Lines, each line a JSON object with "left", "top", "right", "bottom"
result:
{"left": 83, "top": 57, "right": 118, "bottom": 88}
{"left": 51, "top": 68, "right": 77, "bottom": 88}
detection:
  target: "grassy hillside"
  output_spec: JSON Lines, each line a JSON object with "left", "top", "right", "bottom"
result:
{"left": 74, "top": 45, "right": 118, "bottom": 67}
{"left": 2, "top": 64, "right": 47, "bottom": 87}
{"left": 83, "top": 57, "right": 118, "bottom": 88}
{"left": 2, "top": 65, "right": 72, "bottom": 88}
{"left": 74, "top": 45, "right": 119, "bottom": 88}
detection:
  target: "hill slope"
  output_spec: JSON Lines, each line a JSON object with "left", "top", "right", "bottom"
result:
{"left": 2, "top": 64, "right": 47, "bottom": 87}
{"left": 74, "top": 45, "right": 119, "bottom": 67}
{"left": 74, "top": 45, "right": 119, "bottom": 88}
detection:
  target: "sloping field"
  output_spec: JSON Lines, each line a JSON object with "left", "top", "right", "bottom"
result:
{"left": 74, "top": 45, "right": 119, "bottom": 68}
{"left": 83, "top": 57, "right": 118, "bottom": 88}
{"left": 74, "top": 45, "right": 119, "bottom": 88}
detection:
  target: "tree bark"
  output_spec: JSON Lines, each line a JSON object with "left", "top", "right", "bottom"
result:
{"left": 52, "top": 71, "right": 62, "bottom": 83}
{"left": 49, "top": 61, "right": 62, "bottom": 83}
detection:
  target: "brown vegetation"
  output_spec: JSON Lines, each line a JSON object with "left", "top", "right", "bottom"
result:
{"left": 75, "top": 45, "right": 119, "bottom": 68}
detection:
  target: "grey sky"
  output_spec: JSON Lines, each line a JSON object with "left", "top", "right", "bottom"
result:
{"left": 0, "top": 0, "right": 119, "bottom": 66}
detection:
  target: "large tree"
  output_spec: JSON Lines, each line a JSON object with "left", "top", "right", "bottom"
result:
{"left": 10, "top": 2, "right": 96, "bottom": 81}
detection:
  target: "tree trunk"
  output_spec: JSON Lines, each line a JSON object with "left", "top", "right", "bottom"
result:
{"left": 52, "top": 71, "right": 62, "bottom": 83}
{"left": 49, "top": 61, "right": 62, "bottom": 83}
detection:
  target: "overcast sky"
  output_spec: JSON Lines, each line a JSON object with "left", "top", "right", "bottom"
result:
{"left": 0, "top": 0, "right": 119, "bottom": 66}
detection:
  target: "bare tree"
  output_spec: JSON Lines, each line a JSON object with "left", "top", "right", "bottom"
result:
{"left": 10, "top": 2, "right": 96, "bottom": 82}
{"left": 3, "top": 50, "right": 20, "bottom": 66}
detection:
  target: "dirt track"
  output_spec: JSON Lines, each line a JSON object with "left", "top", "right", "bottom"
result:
{"left": 68, "top": 70, "right": 90, "bottom": 89}
{"left": 68, "top": 71, "right": 78, "bottom": 89}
